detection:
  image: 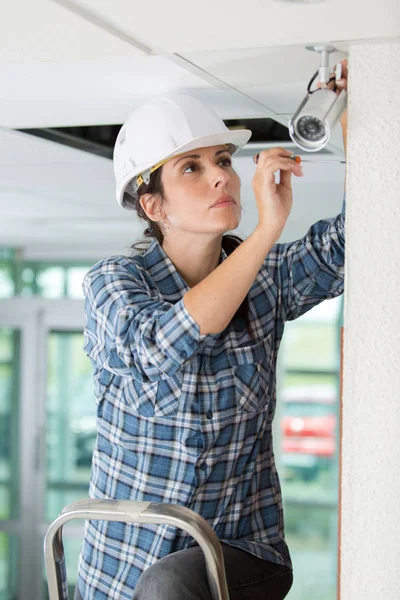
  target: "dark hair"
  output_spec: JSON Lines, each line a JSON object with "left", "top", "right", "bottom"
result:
{"left": 125, "top": 167, "right": 254, "bottom": 339}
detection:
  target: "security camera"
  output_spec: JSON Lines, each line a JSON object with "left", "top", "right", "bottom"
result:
{"left": 288, "top": 45, "right": 348, "bottom": 152}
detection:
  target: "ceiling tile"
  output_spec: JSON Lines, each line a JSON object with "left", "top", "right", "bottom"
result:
{"left": 0, "top": 128, "right": 107, "bottom": 165}
{"left": 180, "top": 45, "right": 348, "bottom": 114}
{"left": 0, "top": 0, "right": 145, "bottom": 63}
{"left": 70, "top": 0, "right": 399, "bottom": 53}
{"left": 0, "top": 55, "right": 266, "bottom": 128}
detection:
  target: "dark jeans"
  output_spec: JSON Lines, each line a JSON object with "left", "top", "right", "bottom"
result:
{"left": 74, "top": 542, "right": 293, "bottom": 599}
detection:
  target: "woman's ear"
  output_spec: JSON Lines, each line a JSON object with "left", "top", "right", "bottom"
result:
{"left": 139, "top": 193, "right": 164, "bottom": 223}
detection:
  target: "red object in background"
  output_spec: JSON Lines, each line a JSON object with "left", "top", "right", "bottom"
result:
{"left": 282, "top": 414, "right": 336, "bottom": 456}
{"left": 281, "top": 386, "right": 337, "bottom": 481}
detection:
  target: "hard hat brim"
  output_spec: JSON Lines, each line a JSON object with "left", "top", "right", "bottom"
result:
{"left": 117, "top": 128, "right": 252, "bottom": 208}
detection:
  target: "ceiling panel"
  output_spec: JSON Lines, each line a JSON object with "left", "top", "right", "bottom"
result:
{"left": 0, "top": 127, "right": 105, "bottom": 165}
{"left": 68, "top": 0, "right": 400, "bottom": 53}
{"left": 180, "top": 45, "right": 348, "bottom": 114}
{"left": 180, "top": 46, "right": 347, "bottom": 89}
{"left": 0, "top": 129, "right": 118, "bottom": 214}
{"left": 0, "top": 55, "right": 270, "bottom": 128}
{"left": 0, "top": 0, "right": 146, "bottom": 63}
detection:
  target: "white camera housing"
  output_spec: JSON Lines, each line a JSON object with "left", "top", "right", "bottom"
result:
{"left": 288, "top": 87, "right": 347, "bottom": 152}
{"left": 288, "top": 45, "right": 347, "bottom": 152}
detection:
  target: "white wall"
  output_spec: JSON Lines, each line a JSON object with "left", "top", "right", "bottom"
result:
{"left": 341, "top": 42, "right": 400, "bottom": 599}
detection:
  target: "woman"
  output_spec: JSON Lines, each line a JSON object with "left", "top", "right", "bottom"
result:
{"left": 76, "top": 61, "right": 348, "bottom": 600}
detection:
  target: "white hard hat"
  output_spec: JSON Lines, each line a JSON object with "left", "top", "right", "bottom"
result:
{"left": 113, "top": 93, "right": 252, "bottom": 209}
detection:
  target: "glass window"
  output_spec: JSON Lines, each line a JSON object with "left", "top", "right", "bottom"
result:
{"left": 0, "top": 329, "right": 19, "bottom": 600}
{"left": 279, "top": 299, "right": 342, "bottom": 600}
{"left": 284, "top": 504, "right": 338, "bottom": 599}
{"left": 284, "top": 399, "right": 334, "bottom": 417}
{"left": 45, "top": 331, "right": 95, "bottom": 598}
{"left": 284, "top": 322, "right": 338, "bottom": 371}
{"left": 20, "top": 267, "right": 35, "bottom": 297}
{"left": 0, "top": 533, "right": 18, "bottom": 599}
{"left": 0, "top": 257, "right": 93, "bottom": 299}
{"left": 66, "top": 268, "right": 88, "bottom": 299}
{"left": 0, "top": 250, "right": 14, "bottom": 261}
{"left": 0, "top": 264, "right": 14, "bottom": 298}
{"left": 37, "top": 267, "right": 65, "bottom": 298}
{"left": 298, "top": 295, "right": 342, "bottom": 323}
{"left": 281, "top": 377, "right": 338, "bottom": 497}
{"left": 0, "top": 328, "right": 19, "bottom": 520}
{"left": 45, "top": 331, "right": 96, "bottom": 522}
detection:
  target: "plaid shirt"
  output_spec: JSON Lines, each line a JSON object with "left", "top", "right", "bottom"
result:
{"left": 77, "top": 195, "right": 345, "bottom": 599}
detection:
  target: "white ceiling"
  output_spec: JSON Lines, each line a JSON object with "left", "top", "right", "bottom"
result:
{"left": 0, "top": 0, "right": 398, "bottom": 259}
{"left": 49, "top": 0, "right": 400, "bottom": 54}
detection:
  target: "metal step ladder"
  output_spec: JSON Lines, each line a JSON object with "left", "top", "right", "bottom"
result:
{"left": 44, "top": 499, "right": 230, "bottom": 600}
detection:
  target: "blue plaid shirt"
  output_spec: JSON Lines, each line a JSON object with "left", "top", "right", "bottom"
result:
{"left": 77, "top": 195, "right": 345, "bottom": 599}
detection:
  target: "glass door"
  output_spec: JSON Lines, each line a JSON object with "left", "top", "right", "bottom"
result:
{"left": 279, "top": 295, "right": 343, "bottom": 600}
{"left": 40, "top": 301, "right": 95, "bottom": 600}
{"left": 43, "top": 327, "right": 95, "bottom": 599}
{"left": 0, "top": 298, "right": 95, "bottom": 600}
{"left": 0, "top": 299, "right": 43, "bottom": 600}
{"left": 0, "top": 325, "right": 19, "bottom": 600}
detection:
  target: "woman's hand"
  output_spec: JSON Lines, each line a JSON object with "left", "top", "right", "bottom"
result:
{"left": 252, "top": 147, "right": 302, "bottom": 239}
{"left": 336, "top": 59, "right": 348, "bottom": 153}
{"left": 335, "top": 58, "right": 348, "bottom": 131}
{"left": 318, "top": 58, "right": 348, "bottom": 152}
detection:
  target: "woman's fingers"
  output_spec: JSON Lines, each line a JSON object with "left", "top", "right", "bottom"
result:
{"left": 253, "top": 153, "right": 303, "bottom": 180}
{"left": 340, "top": 58, "right": 348, "bottom": 78}
{"left": 254, "top": 151, "right": 301, "bottom": 169}
{"left": 253, "top": 147, "right": 292, "bottom": 165}
{"left": 335, "top": 59, "right": 348, "bottom": 90}
{"left": 265, "top": 159, "right": 302, "bottom": 175}
{"left": 316, "top": 62, "right": 348, "bottom": 96}
{"left": 253, "top": 148, "right": 302, "bottom": 169}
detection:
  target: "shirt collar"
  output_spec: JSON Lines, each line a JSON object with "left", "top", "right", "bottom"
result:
{"left": 143, "top": 238, "right": 227, "bottom": 300}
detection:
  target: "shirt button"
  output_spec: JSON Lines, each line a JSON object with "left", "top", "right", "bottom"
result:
{"left": 200, "top": 461, "right": 207, "bottom": 471}
{"left": 206, "top": 411, "right": 213, "bottom": 420}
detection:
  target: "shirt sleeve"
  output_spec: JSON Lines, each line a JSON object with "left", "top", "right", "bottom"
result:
{"left": 266, "top": 193, "right": 346, "bottom": 322}
{"left": 82, "top": 259, "right": 208, "bottom": 382}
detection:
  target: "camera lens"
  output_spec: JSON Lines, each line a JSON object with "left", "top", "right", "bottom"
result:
{"left": 296, "top": 116, "right": 326, "bottom": 142}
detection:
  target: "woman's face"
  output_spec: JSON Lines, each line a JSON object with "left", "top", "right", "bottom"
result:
{"left": 157, "top": 144, "right": 242, "bottom": 238}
